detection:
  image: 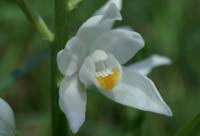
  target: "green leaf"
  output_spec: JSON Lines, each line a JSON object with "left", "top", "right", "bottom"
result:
{"left": 14, "top": 0, "right": 54, "bottom": 42}
{"left": 176, "top": 113, "right": 200, "bottom": 136}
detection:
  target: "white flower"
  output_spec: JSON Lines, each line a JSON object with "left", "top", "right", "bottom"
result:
{"left": 0, "top": 98, "right": 15, "bottom": 136}
{"left": 57, "top": 0, "right": 172, "bottom": 133}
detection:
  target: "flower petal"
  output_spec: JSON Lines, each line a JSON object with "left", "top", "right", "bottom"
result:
{"left": 95, "top": 0, "right": 122, "bottom": 15}
{"left": 99, "top": 68, "right": 172, "bottom": 116}
{"left": 57, "top": 37, "right": 86, "bottom": 77}
{"left": 117, "top": 26, "right": 135, "bottom": 31}
{"left": 91, "top": 29, "right": 145, "bottom": 64}
{"left": 0, "top": 98, "right": 15, "bottom": 136}
{"left": 79, "top": 57, "right": 96, "bottom": 86}
{"left": 77, "top": 3, "right": 121, "bottom": 45}
{"left": 128, "top": 55, "right": 171, "bottom": 75}
{"left": 59, "top": 75, "right": 87, "bottom": 133}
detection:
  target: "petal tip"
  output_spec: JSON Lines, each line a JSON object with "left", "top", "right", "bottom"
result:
{"left": 59, "top": 97, "right": 86, "bottom": 134}
{"left": 95, "top": 0, "right": 122, "bottom": 16}
{"left": 129, "top": 31, "right": 145, "bottom": 48}
{"left": 152, "top": 55, "right": 172, "bottom": 65}
{"left": 109, "top": 0, "right": 122, "bottom": 11}
{"left": 70, "top": 118, "right": 85, "bottom": 134}
{"left": 159, "top": 103, "right": 173, "bottom": 117}
{"left": 165, "top": 107, "right": 173, "bottom": 117}
{"left": 105, "top": 3, "right": 122, "bottom": 21}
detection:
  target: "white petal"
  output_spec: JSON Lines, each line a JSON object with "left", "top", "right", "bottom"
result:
{"left": 57, "top": 37, "right": 86, "bottom": 77}
{"left": 99, "top": 68, "right": 172, "bottom": 116}
{"left": 0, "top": 98, "right": 15, "bottom": 136}
{"left": 129, "top": 55, "right": 172, "bottom": 75}
{"left": 77, "top": 3, "right": 121, "bottom": 45}
{"left": 59, "top": 75, "right": 87, "bottom": 133}
{"left": 91, "top": 29, "right": 145, "bottom": 64}
{"left": 79, "top": 57, "right": 96, "bottom": 86}
{"left": 117, "top": 26, "right": 135, "bottom": 31}
{"left": 95, "top": 0, "right": 122, "bottom": 15}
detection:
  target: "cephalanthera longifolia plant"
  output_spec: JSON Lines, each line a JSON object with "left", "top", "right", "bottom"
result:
{"left": 1, "top": 0, "right": 176, "bottom": 135}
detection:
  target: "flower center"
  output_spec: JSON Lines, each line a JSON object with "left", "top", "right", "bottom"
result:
{"left": 91, "top": 50, "right": 121, "bottom": 91}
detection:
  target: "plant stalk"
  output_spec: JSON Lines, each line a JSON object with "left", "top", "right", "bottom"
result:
{"left": 14, "top": 0, "right": 54, "bottom": 42}
{"left": 50, "top": 0, "right": 69, "bottom": 136}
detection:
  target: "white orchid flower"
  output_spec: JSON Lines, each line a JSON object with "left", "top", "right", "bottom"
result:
{"left": 57, "top": 0, "right": 172, "bottom": 133}
{"left": 0, "top": 98, "right": 15, "bottom": 136}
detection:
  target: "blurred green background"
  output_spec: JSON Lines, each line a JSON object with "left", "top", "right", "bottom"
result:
{"left": 1, "top": 0, "right": 200, "bottom": 135}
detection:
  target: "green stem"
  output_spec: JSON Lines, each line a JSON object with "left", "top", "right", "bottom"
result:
{"left": 14, "top": 0, "right": 54, "bottom": 42}
{"left": 51, "top": 0, "right": 69, "bottom": 136}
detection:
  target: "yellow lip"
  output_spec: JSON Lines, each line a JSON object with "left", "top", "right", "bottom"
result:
{"left": 96, "top": 68, "right": 120, "bottom": 91}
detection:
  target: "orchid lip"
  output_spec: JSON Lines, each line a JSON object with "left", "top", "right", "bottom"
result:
{"left": 91, "top": 50, "right": 121, "bottom": 90}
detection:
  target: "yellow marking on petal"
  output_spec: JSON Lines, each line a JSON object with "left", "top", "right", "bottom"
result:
{"left": 96, "top": 68, "right": 120, "bottom": 91}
